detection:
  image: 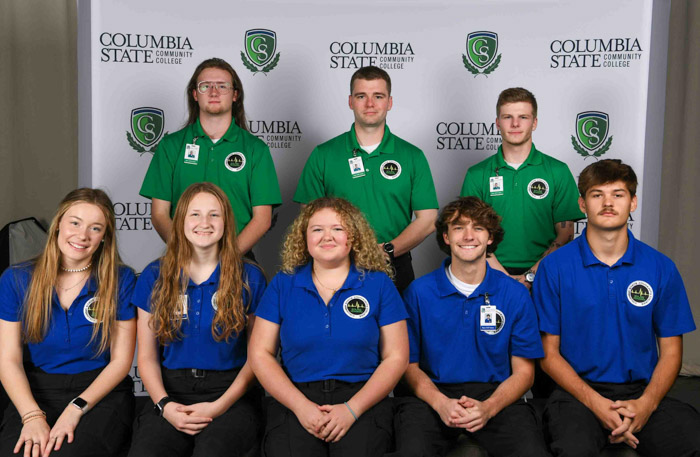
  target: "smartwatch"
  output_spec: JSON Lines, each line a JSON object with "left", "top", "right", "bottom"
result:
{"left": 70, "top": 397, "right": 89, "bottom": 413}
{"left": 154, "top": 396, "right": 173, "bottom": 417}
{"left": 525, "top": 269, "right": 536, "bottom": 283}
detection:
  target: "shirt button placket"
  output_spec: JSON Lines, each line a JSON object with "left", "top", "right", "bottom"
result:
{"left": 608, "top": 269, "right": 616, "bottom": 305}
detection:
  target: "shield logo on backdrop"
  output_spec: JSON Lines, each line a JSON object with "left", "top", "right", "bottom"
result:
{"left": 576, "top": 112, "right": 609, "bottom": 151}
{"left": 463, "top": 31, "right": 501, "bottom": 76}
{"left": 467, "top": 32, "right": 498, "bottom": 68}
{"left": 127, "top": 107, "right": 166, "bottom": 155}
{"left": 246, "top": 29, "right": 276, "bottom": 66}
{"left": 571, "top": 111, "right": 613, "bottom": 159}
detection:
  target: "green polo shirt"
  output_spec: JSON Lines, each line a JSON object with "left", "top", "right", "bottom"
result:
{"left": 460, "top": 144, "right": 584, "bottom": 269}
{"left": 140, "top": 119, "right": 282, "bottom": 234}
{"left": 294, "top": 124, "right": 438, "bottom": 243}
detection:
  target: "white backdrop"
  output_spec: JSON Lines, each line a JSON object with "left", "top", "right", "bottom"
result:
{"left": 78, "top": 0, "right": 673, "bottom": 389}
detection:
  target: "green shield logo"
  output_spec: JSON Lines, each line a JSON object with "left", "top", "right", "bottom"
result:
{"left": 576, "top": 112, "right": 609, "bottom": 152}
{"left": 245, "top": 29, "right": 276, "bottom": 67}
{"left": 467, "top": 31, "right": 498, "bottom": 69}
{"left": 131, "top": 108, "right": 164, "bottom": 148}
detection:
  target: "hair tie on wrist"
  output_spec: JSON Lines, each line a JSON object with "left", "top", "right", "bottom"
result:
{"left": 344, "top": 401, "right": 358, "bottom": 421}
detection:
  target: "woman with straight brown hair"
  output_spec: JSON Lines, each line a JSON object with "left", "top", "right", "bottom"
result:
{"left": 0, "top": 188, "right": 136, "bottom": 457}
{"left": 128, "top": 182, "right": 266, "bottom": 457}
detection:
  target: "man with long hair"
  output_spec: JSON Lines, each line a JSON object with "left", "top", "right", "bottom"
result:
{"left": 140, "top": 58, "right": 281, "bottom": 255}
{"left": 294, "top": 66, "right": 438, "bottom": 292}
{"left": 460, "top": 87, "right": 583, "bottom": 289}
{"left": 534, "top": 159, "right": 700, "bottom": 455}
{"left": 391, "top": 197, "right": 549, "bottom": 457}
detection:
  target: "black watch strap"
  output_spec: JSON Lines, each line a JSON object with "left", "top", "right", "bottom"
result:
{"left": 154, "top": 396, "right": 173, "bottom": 416}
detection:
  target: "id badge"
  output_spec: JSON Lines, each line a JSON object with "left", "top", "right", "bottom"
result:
{"left": 489, "top": 176, "right": 504, "bottom": 196}
{"left": 184, "top": 144, "right": 200, "bottom": 164}
{"left": 179, "top": 295, "right": 189, "bottom": 320}
{"left": 348, "top": 157, "right": 365, "bottom": 178}
{"left": 480, "top": 305, "right": 496, "bottom": 331}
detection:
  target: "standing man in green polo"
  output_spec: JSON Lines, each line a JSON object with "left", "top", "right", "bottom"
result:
{"left": 294, "top": 66, "right": 438, "bottom": 292}
{"left": 460, "top": 87, "right": 583, "bottom": 289}
{"left": 140, "top": 57, "right": 282, "bottom": 255}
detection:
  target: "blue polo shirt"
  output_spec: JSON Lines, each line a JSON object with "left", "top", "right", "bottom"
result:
{"left": 132, "top": 260, "right": 266, "bottom": 370}
{"left": 533, "top": 229, "right": 696, "bottom": 384}
{"left": 404, "top": 259, "right": 543, "bottom": 384}
{"left": 0, "top": 264, "right": 136, "bottom": 375}
{"left": 255, "top": 262, "right": 407, "bottom": 383}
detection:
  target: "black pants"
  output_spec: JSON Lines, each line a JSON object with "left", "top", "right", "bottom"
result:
{"left": 390, "top": 382, "right": 550, "bottom": 457}
{"left": 0, "top": 367, "right": 134, "bottom": 457}
{"left": 545, "top": 382, "right": 700, "bottom": 457}
{"left": 128, "top": 367, "right": 262, "bottom": 457}
{"left": 262, "top": 379, "right": 393, "bottom": 457}
{"left": 391, "top": 252, "right": 415, "bottom": 294}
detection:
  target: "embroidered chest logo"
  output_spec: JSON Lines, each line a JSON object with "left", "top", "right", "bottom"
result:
{"left": 343, "top": 295, "right": 370, "bottom": 319}
{"left": 627, "top": 281, "right": 653, "bottom": 307}
{"left": 482, "top": 310, "right": 505, "bottom": 335}
{"left": 527, "top": 178, "right": 549, "bottom": 199}
{"left": 211, "top": 291, "right": 218, "bottom": 311}
{"left": 380, "top": 160, "right": 401, "bottom": 180}
{"left": 83, "top": 298, "right": 98, "bottom": 323}
{"left": 225, "top": 152, "right": 246, "bottom": 172}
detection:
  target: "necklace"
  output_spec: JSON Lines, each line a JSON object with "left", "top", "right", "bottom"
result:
{"left": 56, "top": 272, "right": 89, "bottom": 291}
{"left": 312, "top": 269, "right": 344, "bottom": 294}
{"left": 60, "top": 262, "right": 91, "bottom": 273}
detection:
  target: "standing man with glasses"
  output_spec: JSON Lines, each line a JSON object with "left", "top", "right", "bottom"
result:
{"left": 294, "top": 66, "right": 438, "bottom": 292}
{"left": 140, "top": 58, "right": 282, "bottom": 255}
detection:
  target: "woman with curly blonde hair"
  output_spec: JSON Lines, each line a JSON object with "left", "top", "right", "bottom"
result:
{"left": 0, "top": 188, "right": 136, "bottom": 457}
{"left": 128, "top": 182, "right": 266, "bottom": 457}
{"left": 249, "top": 197, "right": 409, "bottom": 457}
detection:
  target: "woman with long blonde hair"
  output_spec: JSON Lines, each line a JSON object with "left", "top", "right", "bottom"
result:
{"left": 128, "top": 182, "right": 266, "bottom": 457}
{"left": 0, "top": 188, "right": 136, "bottom": 457}
{"left": 249, "top": 197, "right": 409, "bottom": 457}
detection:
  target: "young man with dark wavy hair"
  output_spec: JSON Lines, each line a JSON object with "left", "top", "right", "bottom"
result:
{"left": 391, "top": 196, "right": 550, "bottom": 457}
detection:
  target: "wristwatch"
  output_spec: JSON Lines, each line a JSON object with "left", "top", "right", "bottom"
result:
{"left": 383, "top": 242, "right": 395, "bottom": 259}
{"left": 154, "top": 396, "right": 173, "bottom": 416}
{"left": 525, "top": 269, "right": 536, "bottom": 283}
{"left": 70, "top": 397, "right": 89, "bottom": 413}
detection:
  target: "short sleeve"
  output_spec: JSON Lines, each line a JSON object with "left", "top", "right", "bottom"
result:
{"left": 652, "top": 261, "right": 696, "bottom": 337}
{"left": 116, "top": 267, "right": 137, "bottom": 321}
{"left": 509, "top": 287, "right": 545, "bottom": 359}
{"left": 460, "top": 167, "right": 485, "bottom": 199}
{"left": 551, "top": 163, "right": 585, "bottom": 223}
{"left": 402, "top": 283, "right": 421, "bottom": 364}
{"left": 244, "top": 264, "right": 267, "bottom": 315}
{"left": 293, "top": 147, "right": 326, "bottom": 204}
{"left": 0, "top": 267, "right": 29, "bottom": 322}
{"left": 255, "top": 272, "right": 283, "bottom": 324}
{"left": 409, "top": 151, "right": 438, "bottom": 211}
{"left": 139, "top": 135, "right": 177, "bottom": 202}
{"left": 131, "top": 261, "right": 160, "bottom": 313}
{"left": 250, "top": 143, "right": 282, "bottom": 208}
{"left": 532, "top": 258, "right": 561, "bottom": 336}
{"left": 377, "top": 274, "right": 408, "bottom": 327}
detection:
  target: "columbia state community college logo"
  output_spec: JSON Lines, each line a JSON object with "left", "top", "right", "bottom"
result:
{"left": 527, "top": 179, "right": 549, "bottom": 199}
{"left": 225, "top": 152, "right": 246, "bottom": 172}
{"left": 380, "top": 160, "right": 401, "bottom": 179}
{"left": 241, "top": 29, "right": 280, "bottom": 75}
{"left": 572, "top": 111, "right": 613, "bottom": 160}
{"left": 463, "top": 31, "right": 501, "bottom": 76}
{"left": 83, "top": 298, "right": 98, "bottom": 323}
{"left": 627, "top": 281, "right": 653, "bottom": 307}
{"left": 343, "top": 295, "right": 370, "bottom": 319}
{"left": 127, "top": 107, "right": 166, "bottom": 154}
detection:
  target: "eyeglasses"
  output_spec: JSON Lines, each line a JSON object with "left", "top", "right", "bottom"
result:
{"left": 197, "top": 81, "right": 234, "bottom": 94}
